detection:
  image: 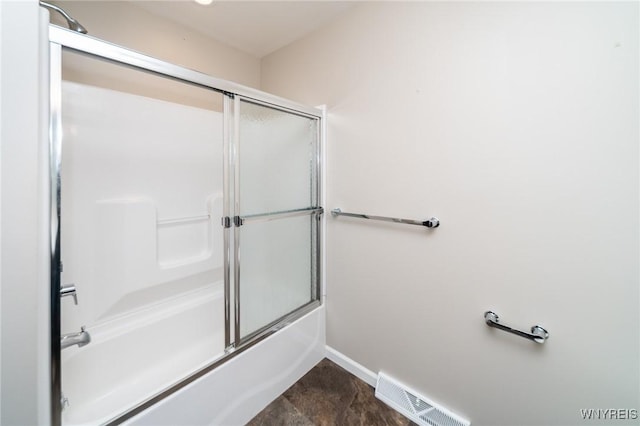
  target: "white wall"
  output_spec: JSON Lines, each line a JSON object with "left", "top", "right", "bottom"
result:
{"left": 262, "top": 2, "right": 639, "bottom": 425}
{"left": 0, "top": 1, "right": 50, "bottom": 425}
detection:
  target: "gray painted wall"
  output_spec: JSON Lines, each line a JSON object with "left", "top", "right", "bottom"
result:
{"left": 262, "top": 2, "right": 639, "bottom": 425}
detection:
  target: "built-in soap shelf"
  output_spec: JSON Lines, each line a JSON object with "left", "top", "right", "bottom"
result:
{"left": 157, "top": 205, "right": 218, "bottom": 269}
{"left": 83, "top": 197, "right": 223, "bottom": 323}
{"left": 157, "top": 214, "right": 211, "bottom": 226}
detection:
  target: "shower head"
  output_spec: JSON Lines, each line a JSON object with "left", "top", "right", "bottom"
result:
{"left": 40, "top": 1, "right": 88, "bottom": 34}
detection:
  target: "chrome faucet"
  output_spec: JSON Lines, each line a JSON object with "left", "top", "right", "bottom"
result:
{"left": 60, "top": 283, "right": 78, "bottom": 305}
{"left": 61, "top": 326, "right": 91, "bottom": 350}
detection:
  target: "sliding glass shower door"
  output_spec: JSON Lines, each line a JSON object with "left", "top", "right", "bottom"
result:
{"left": 233, "top": 98, "right": 322, "bottom": 343}
{"left": 56, "top": 49, "right": 228, "bottom": 426}
{"left": 49, "top": 26, "right": 323, "bottom": 426}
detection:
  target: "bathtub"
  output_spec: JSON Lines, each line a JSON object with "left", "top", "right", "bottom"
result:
{"left": 61, "top": 282, "right": 225, "bottom": 426}
{"left": 125, "top": 305, "right": 326, "bottom": 426}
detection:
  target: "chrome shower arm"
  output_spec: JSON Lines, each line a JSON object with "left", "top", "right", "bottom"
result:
{"left": 40, "top": 1, "right": 87, "bottom": 34}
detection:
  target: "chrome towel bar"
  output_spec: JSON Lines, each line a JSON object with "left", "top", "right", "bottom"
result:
{"left": 484, "top": 311, "right": 549, "bottom": 344}
{"left": 331, "top": 208, "right": 439, "bottom": 228}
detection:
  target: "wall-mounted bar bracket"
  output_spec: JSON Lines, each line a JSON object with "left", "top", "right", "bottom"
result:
{"left": 484, "top": 311, "right": 549, "bottom": 344}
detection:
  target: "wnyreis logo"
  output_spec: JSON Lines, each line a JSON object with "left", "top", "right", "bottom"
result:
{"left": 580, "top": 409, "right": 638, "bottom": 420}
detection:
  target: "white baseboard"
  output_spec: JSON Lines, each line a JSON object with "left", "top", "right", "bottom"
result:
{"left": 325, "top": 346, "right": 377, "bottom": 387}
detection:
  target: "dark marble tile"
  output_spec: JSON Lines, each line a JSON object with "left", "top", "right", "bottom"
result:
{"left": 246, "top": 395, "right": 315, "bottom": 426}
{"left": 283, "top": 359, "right": 358, "bottom": 425}
{"left": 247, "top": 358, "right": 417, "bottom": 426}
{"left": 343, "top": 375, "right": 411, "bottom": 426}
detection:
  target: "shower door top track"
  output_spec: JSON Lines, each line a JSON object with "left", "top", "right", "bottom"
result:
{"left": 49, "top": 25, "right": 323, "bottom": 119}
{"left": 48, "top": 24, "right": 324, "bottom": 426}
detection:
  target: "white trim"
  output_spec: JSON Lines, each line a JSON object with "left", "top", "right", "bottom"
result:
{"left": 325, "top": 346, "right": 377, "bottom": 387}
{"left": 37, "top": 8, "right": 52, "bottom": 426}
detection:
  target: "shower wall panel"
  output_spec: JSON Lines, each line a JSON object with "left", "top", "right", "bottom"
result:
{"left": 60, "top": 80, "right": 224, "bottom": 327}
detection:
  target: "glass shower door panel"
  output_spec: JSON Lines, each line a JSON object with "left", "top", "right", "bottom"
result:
{"left": 236, "top": 98, "right": 321, "bottom": 342}
{"left": 239, "top": 215, "right": 313, "bottom": 338}
{"left": 58, "top": 50, "right": 226, "bottom": 425}
{"left": 238, "top": 99, "right": 319, "bottom": 215}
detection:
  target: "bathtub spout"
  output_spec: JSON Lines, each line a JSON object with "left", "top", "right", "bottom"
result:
{"left": 61, "top": 326, "right": 91, "bottom": 350}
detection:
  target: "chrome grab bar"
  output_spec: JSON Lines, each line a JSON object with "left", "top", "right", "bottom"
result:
{"left": 331, "top": 208, "right": 439, "bottom": 228}
{"left": 484, "top": 311, "right": 549, "bottom": 344}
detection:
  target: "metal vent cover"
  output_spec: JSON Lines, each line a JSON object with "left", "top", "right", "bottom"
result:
{"left": 375, "top": 373, "right": 470, "bottom": 426}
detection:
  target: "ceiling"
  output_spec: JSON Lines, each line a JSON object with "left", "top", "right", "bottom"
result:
{"left": 132, "top": 1, "right": 355, "bottom": 58}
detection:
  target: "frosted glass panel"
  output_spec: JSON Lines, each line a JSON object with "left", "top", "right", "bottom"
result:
{"left": 239, "top": 215, "right": 313, "bottom": 338}
{"left": 238, "top": 100, "right": 318, "bottom": 215}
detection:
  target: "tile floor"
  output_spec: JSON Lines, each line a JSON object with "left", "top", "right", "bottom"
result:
{"left": 247, "top": 358, "right": 416, "bottom": 426}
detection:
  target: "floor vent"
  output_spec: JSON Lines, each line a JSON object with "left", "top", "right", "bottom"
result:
{"left": 375, "top": 372, "right": 470, "bottom": 426}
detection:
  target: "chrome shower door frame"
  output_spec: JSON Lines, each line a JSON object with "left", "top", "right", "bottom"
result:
{"left": 49, "top": 40, "right": 63, "bottom": 426}
{"left": 48, "top": 25, "right": 323, "bottom": 426}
